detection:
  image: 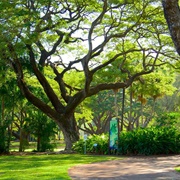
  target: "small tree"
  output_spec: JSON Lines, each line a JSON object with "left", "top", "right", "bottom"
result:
{"left": 28, "top": 110, "right": 57, "bottom": 152}
{"left": 0, "top": 65, "right": 17, "bottom": 153}
{"left": 77, "top": 90, "right": 116, "bottom": 135}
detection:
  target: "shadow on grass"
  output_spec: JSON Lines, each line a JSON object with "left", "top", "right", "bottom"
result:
{"left": 0, "top": 154, "right": 120, "bottom": 180}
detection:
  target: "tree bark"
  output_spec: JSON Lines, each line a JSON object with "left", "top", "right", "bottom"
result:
{"left": 162, "top": 0, "right": 180, "bottom": 55}
{"left": 19, "top": 129, "right": 29, "bottom": 152}
{"left": 121, "top": 88, "right": 125, "bottom": 131}
{"left": 37, "top": 136, "right": 41, "bottom": 152}
{"left": 57, "top": 113, "right": 79, "bottom": 151}
{"left": 128, "top": 86, "right": 133, "bottom": 131}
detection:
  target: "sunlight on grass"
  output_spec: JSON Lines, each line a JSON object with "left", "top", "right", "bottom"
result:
{"left": 0, "top": 154, "right": 121, "bottom": 180}
{"left": 175, "top": 166, "right": 180, "bottom": 173}
{"left": 10, "top": 141, "right": 65, "bottom": 152}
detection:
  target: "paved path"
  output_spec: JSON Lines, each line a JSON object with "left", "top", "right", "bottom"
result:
{"left": 68, "top": 155, "right": 180, "bottom": 180}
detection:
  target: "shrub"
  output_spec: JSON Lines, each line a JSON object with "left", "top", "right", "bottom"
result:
{"left": 0, "top": 126, "right": 7, "bottom": 153}
{"left": 118, "top": 127, "right": 180, "bottom": 155}
{"left": 73, "top": 127, "right": 180, "bottom": 155}
{"left": 72, "top": 134, "right": 108, "bottom": 154}
{"left": 72, "top": 139, "right": 85, "bottom": 154}
{"left": 0, "top": 125, "right": 10, "bottom": 154}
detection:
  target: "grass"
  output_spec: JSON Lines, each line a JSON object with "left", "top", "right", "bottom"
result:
{"left": 0, "top": 154, "right": 120, "bottom": 180}
{"left": 10, "top": 140, "right": 65, "bottom": 152}
{"left": 175, "top": 166, "right": 180, "bottom": 173}
{"left": 10, "top": 141, "right": 37, "bottom": 152}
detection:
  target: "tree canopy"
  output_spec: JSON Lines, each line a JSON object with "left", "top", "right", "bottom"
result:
{"left": 0, "top": 0, "right": 178, "bottom": 150}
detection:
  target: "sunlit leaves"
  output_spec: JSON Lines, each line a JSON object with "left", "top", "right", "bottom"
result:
{"left": 0, "top": 0, "right": 179, "bottom": 119}
{"left": 108, "top": 0, "right": 134, "bottom": 5}
{"left": 130, "top": 67, "right": 176, "bottom": 100}
{"left": 64, "top": 70, "right": 85, "bottom": 91}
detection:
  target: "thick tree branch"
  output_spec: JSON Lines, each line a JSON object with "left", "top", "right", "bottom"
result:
{"left": 7, "top": 43, "right": 61, "bottom": 122}
{"left": 48, "top": 62, "right": 70, "bottom": 103}
{"left": 26, "top": 44, "right": 65, "bottom": 113}
{"left": 36, "top": 31, "right": 64, "bottom": 66}
{"left": 91, "top": 48, "right": 143, "bottom": 74}
{"left": 82, "top": 0, "right": 108, "bottom": 94}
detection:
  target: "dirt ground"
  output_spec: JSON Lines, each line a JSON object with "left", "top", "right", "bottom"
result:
{"left": 68, "top": 155, "right": 180, "bottom": 180}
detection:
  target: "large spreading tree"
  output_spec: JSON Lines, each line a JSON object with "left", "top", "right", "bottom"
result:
{"left": 0, "top": 0, "right": 177, "bottom": 150}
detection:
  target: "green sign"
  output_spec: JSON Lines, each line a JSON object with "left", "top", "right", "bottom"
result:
{"left": 109, "top": 117, "right": 118, "bottom": 150}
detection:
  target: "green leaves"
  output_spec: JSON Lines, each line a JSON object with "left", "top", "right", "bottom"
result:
{"left": 119, "top": 126, "right": 180, "bottom": 155}
{"left": 155, "top": 112, "right": 180, "bottom": 128}
{"left": 73, "top": 126, "right": 180, "bottom": 155}
{"left": 0, "top": 0, "right": 179, "bottom": 151}
{"left": 130, "top": 67, "right": 176, "bottom": 101}
{"left": 108, "top": 0, "right": 134, "bottom": 5}
{"left": 73, "top": 134, "right": 108, "bottom": 154}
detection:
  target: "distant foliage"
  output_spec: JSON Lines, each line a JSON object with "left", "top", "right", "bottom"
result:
{"left": 155, "top": 112, "right": 180, "bottom": 128}
{"left": 72, "top": 134, "right": 108, "bottom": 154}
{"left": 0, "top": 120, "right": 11, "bottom": 154}
{"left": 0, "top": 125, "right": 8, "bottom": 153}
{"left": 119, "top": 127, "right": 180, "bottom": 155}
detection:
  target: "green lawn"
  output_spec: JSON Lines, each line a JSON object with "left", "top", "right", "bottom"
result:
{"left": 175, "top": 166, "right": 180, "bottom": 173}
{"left": 10, "top": 140, "right": 65, "bottom": 152}
{"left": 0, "top": 154, "right": 120, "bottom": 180}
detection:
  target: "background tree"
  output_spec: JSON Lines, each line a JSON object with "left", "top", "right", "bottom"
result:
{"left": 13, "top": 101, "right": 30, "bottom": 152}
{"left": 0, "top": 0, "right": 178, "bottom": 150}
{"left": 27, "top": 109, "right": 57, "bottom": 152}
{"left": 0, "top": 65, "right": 17, "bottom": 153}
{"left": 77, "top": 90, "right": 117, "bottom": 135}
{"left": 77, "top": 66, "right": 176, "bottom": 134}
{"left": 123, "top": 67, "right": 176, "bottom": 130}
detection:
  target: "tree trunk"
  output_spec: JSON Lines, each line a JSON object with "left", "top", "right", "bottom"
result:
{"left": 121, "top": 88, "right": 125, "bottom": 131}
{"left": 58, "top": 113, "right": 79, "bottom": 151}
{"left": 19, "top": 129, "right": 23, "bottom": 152}
{"left": 0, "top": 96, "right": 7, "bottom": 153}
{"left": 37, "top": 136, "right": 41, "bottom": 152}
{"left": 1, "top": 96, "right": 4, "bottom": 126}
{"left": 162, "top": 0, "right": 180, "bottom": 55}
{"left": 128, "top": 86, "right": 133, "bottom": 131}
{"left": 19, "top": 129, "right": 29, "bottom": 152}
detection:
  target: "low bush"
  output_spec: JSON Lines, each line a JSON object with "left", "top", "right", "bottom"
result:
{"left": 72, "top": 134, "right": 108, "bottom": 154}
{"left": 0, "top": 125, "right": 10, "bottom": 154}
{"left": 73, "top": 127, "right": 180, "bottom": 155}
{"left": 119, "top": 127, "right": 180, "bottom": 155}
